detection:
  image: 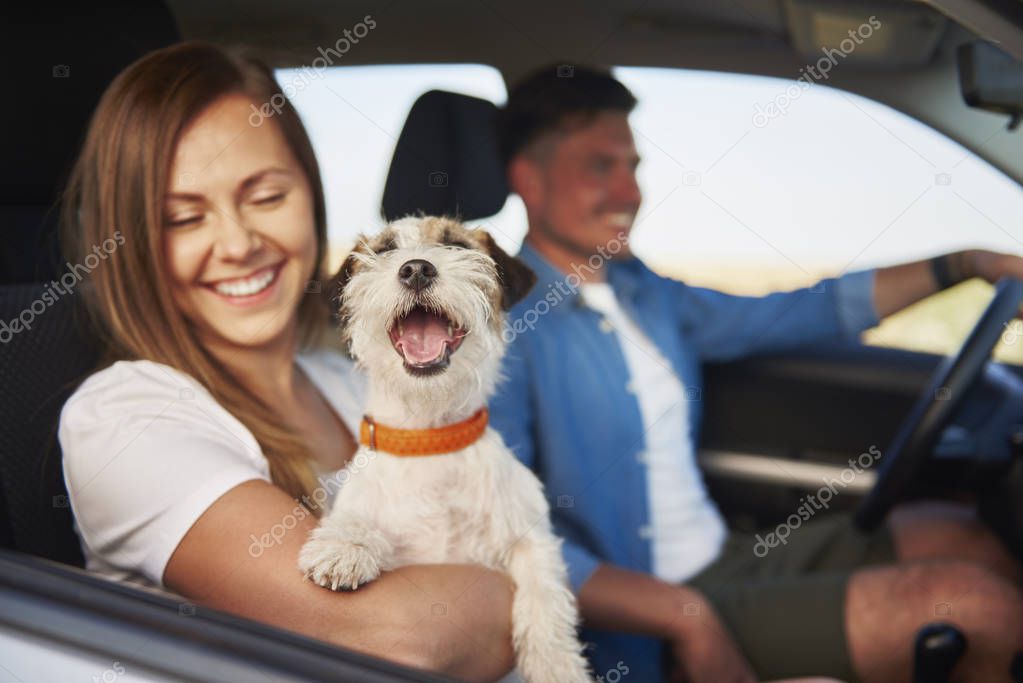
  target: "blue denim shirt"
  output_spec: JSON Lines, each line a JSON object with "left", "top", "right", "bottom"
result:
{"left": 489, "top": 243, "right": 879, "bottom": 681}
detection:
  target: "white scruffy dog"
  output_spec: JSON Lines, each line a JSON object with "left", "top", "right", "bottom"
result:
{"left": 298, "top": 216, "right": 592, "bottom": 683}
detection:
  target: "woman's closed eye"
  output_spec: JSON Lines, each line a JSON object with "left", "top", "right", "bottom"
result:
{"left": 165, "top": 213, "right": 204, "bottom": 229}
{"left": 248, "top": 189, "right": 289, "bottom": 207}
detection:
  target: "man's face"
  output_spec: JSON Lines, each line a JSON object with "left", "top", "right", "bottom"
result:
{"left": 523, "top": 111, "right": 642, "bottom": 259}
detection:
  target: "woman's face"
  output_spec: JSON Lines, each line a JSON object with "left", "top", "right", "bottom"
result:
{"left": 163, "top": 93, "right": 318, "bottom": 352}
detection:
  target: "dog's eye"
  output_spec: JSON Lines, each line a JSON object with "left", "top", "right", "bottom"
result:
{"left": 373, "top": 237, "right": 397, "bottom": 255}
{"left": 444, "top": 239, "right": 472, "bottom": 250}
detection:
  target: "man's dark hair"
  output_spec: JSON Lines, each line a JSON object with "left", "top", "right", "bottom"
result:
{"left": 497, "top": 64, "right": 637, "bottom": 165}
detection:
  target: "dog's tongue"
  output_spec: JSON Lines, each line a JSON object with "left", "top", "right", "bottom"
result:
{"left": 395, "top": 309, "right": 452, "bottom": 364}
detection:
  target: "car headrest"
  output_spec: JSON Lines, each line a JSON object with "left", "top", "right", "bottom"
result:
{"left": 2, "top": 2, "right": 180, "bottom": 208}
{"left": 381, "top": 90, "right": 508, "bottom": 222}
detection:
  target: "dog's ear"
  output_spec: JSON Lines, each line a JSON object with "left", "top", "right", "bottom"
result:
{"left": 478, "top": 231, "right": 537, "bottom": 310}
{"left": 329, "top": 240, "right": 368, "bottom": 307}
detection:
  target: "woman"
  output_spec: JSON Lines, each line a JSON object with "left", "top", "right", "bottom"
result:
{"left": 57, "top": 42, "right": 513, "bottom": 681}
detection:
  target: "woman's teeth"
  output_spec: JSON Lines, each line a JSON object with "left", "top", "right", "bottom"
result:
{"left": 213, "top": 267, "right": 277, "bottom": 297}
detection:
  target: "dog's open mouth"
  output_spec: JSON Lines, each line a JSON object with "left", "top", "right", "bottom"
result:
{"left": 388, "top": 305, "right": 467, "bottom": 375}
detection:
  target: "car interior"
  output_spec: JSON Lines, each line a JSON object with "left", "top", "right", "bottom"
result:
{"left": 3, "top": 1, "right": 1023, "bottom": 681}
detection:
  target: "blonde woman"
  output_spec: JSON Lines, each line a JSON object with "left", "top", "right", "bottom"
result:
{"left": 57, "top": 42, "right": 513, "bottom": 681}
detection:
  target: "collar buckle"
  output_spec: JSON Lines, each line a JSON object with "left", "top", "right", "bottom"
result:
{"left": 365, "top": 416, "right": 377, "bottom": 451}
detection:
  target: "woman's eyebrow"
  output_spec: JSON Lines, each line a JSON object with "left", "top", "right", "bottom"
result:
{"left": 238, "top": 167, "right": 292, "bottom": 194}
{"left": 165, "top": 191, "right": 204, "bottom": 202}
{"left": 165, "top": 167, "right": 292, "bottom": 202}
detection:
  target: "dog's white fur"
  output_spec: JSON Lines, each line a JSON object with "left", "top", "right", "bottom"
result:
{"left": 298, "top": 216, "right": 591, "bottom": 683}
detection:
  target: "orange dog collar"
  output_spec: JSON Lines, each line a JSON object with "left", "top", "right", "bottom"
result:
{"left": 359, "top": 408, "right": 489, "bottom": 456}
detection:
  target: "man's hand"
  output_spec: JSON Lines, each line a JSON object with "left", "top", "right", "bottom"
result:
{"left": 578, "top": 564, "right": 756, "bottom": 683}
{"left": 664, "top": 594, "right": 756, "bottom": 683}
{"left": 968, "top": 249, "right": 1023, "bottom": 284}
{"left": 874, "top": 248, "right": 1023, "bottom": 319}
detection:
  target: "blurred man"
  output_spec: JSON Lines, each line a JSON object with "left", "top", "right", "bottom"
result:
{"left": 490, "top": 64, "right": 1023, "bottom": 683}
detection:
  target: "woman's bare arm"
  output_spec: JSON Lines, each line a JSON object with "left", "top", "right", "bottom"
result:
{"left": 164, "top": 480, "right": 514, "bottom": 681}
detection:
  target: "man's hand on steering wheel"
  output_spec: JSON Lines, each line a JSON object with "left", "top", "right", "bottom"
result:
{"left": 855, "top": 276, "right": 1023, "bottom": 530}
{"left": 967, "top": 249, "right": 1023, "bottom": 288}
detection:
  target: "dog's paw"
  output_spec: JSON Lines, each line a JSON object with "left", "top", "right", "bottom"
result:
{"left": 298, "top": 535, "right": 382, "bottom": 591}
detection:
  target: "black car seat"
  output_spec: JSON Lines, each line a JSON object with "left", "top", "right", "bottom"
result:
{"left": 381, "top": 89, "right": 509, "bottom": 222}
{"left": 1, "top": 2, "right": 179, "bottom": 284}
{"left": 0, "top": 285, "right": 100, "bottom": 565}
{"left": 0, "top": 2, "right": 179, "bottom": 565}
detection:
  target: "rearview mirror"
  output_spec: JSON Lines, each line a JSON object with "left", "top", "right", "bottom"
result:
{"left": 958, "top": 41, "right": 1023, "bottom": 130}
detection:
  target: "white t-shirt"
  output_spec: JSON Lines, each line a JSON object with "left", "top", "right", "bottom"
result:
{"left": 581, "top": 283, "right": 727, "bottom": 582}
{"left": 58, "top": 349, "right": 365, "bottom": 596}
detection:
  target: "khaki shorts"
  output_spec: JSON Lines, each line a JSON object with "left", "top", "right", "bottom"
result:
{"left": 687, "top": 511, "right": 896, "bottom": 683}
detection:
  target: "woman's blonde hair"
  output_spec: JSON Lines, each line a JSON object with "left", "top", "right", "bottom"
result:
{"left": 62, "top": 42, "right": 331, "bottom": 508}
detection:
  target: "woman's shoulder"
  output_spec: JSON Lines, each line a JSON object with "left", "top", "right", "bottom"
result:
{"left": 59, "top": 359, "right": 261, "bottom": 460}
{"left": 73, "top": 357, "right": 205, "bottom": 392}
{"left": 59, "top": 359, "right": 269, "bottom": 588}
{"left": 62, "top": 359, "right": 214, "bottom": 423}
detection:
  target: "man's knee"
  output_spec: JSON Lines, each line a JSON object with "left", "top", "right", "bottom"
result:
{"left": 848, "top": 561, "right": 1022, "bottom": 682}
{"left": 914, "top": 561, "right": 1023, "bottom": 637}
{"left": 890, "top": 502, "right": 1021, "bottom": 582}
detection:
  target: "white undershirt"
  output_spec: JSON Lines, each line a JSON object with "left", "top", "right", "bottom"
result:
{"left": 581, "top": 283, "right": 727, "bottom": 582}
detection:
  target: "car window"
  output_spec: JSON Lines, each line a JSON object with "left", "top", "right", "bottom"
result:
{"left": 614, "top": 66, "right": 1023, "bottom": 364}
{"left": 278, "top": 63, "right": 527, "bottom": 267}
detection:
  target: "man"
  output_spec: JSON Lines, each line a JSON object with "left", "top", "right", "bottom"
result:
{"left": 488, "top": 64, "right": 1023, "bottom": 683}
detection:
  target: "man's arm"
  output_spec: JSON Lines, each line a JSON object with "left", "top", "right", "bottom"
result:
{"left": 675, "top": 248, "right": 1023, "bottom": 363}
{"left": 578, "top": 564, "right": 756, "bottom": 683}
{"left": 874, "top": 249, "right": 1023, "bottom": 318}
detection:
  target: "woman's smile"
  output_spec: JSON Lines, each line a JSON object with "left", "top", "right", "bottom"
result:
{"left": 202, "top": 260, "right": 286, "bottom": 307}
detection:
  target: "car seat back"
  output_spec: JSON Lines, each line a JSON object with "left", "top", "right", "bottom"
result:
{"left": 381, "top": 89, "right": 508, "bottom": 221}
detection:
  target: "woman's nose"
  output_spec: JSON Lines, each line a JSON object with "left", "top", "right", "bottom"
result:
{"left": 212, "top": 213, "right": 261, "bottom": 260}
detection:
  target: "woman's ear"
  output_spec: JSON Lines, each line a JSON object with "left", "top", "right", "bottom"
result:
{"left": 477, "top": 231, "right": 537, "bottom": 310}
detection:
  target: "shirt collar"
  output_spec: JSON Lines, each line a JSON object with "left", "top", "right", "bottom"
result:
{"left": 516, "top": 240, "right": 647, "bottom": 315}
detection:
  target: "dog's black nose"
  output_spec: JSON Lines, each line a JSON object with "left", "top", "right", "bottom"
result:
{"left": 398, "top": 259, "right": 438, "bottom": 291}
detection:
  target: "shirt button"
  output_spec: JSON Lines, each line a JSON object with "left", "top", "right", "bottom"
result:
{"left": 599, "top": 318, "right": 614, "bottom": 333}
{"left": 625, "top": 380, "right": 637, "bottom": 395}
{"left": 638, "top": 525, "right": 654, "bottom": 539}
{"left": 635, "top": 450, "right": 648, "bottom": 464}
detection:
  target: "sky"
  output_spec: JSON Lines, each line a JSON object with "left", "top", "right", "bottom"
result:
{"left": 279, "top": 63, "right": 1023, "bottom": 280}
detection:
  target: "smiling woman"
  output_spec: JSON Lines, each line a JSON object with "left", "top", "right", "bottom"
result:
{"left": 55, "top": 41, "right": 515, "bottom": 682}
{"left": 161, "top": 96, "right": 320, "bottom": 353}
{"left": 61, "top": 43, "right": 334, "bottom": 501}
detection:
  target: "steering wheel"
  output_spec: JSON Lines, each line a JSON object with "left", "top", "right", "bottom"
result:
{"left": 854, "top": 277, "right": 1023, "bottom": 531}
